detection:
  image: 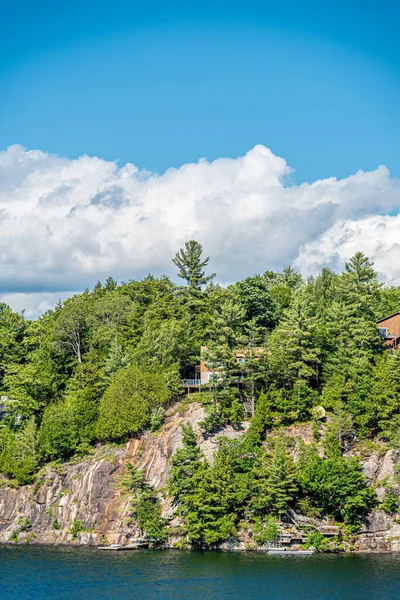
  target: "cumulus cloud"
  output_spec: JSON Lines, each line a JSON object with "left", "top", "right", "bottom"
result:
{"left": 1, "top": 143, "right": 400, "bottom": 317}
{"left": 295, "top": 215, "right": 400, "bottom": 285}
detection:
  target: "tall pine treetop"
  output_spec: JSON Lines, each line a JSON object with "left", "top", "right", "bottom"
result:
{"left": 172, "top": 240, "right": 216, "bottom": 290}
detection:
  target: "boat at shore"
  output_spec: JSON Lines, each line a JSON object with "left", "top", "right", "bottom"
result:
{"left": 267, "top": 548, "right": 314, "bottom": 555}
{"left": 98, "top": 539, "right": 149, "bottom": 551}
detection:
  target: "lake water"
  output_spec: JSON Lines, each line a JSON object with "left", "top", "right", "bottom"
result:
{"left": 1, "top": 546, "right": 400, "bottom": 600}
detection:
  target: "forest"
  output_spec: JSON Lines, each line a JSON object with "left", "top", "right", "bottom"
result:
{"left": 1, "top": 241, "right": 400, "bottom": 546}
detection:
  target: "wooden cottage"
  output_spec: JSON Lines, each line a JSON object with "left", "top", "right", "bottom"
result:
{"left": 377, "top": 312, "right": 400, "bottom": 349}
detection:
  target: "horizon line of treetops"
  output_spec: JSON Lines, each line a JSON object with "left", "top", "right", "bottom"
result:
{"left": 1, "top": 241, "right": 400, "bottom": 544}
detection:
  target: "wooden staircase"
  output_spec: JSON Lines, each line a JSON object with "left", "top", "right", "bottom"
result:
{"left": 285, "top": 508, "right": 340, "bottom": 536}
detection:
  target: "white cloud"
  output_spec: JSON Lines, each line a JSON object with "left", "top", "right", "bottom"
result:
{"left": 0, "top": 291, "right": 77, "bottom": 320}
{"left": 295, "top": 214, "right": 400, "bottom": 285}
{"left": 1, "top": 143, "right": 400, "bottom": 317}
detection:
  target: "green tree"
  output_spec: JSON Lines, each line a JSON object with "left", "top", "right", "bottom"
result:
{"left": 298, "top": 451, "right": 377, "bottom": 523}
{"left": 97, "top": 365, "right": 170, "bottom": 441}
{"left": 123, "top": 464, "right": 167, "bottom": 542}
{"left": 168, "top": 424, "right": 204, "bottom": 513}
{"left": 103, "top": 338, "right": 131, "bottom": 382}
{"left": 233, "top": 276, "right": 277, "bottom": 331}
{"left": 53, "top": 294, "right": 92, "bottom": 364}
{"left": 185, "top": 441, "right": 248, "bottom": 545}
{"left": 172, "top": 240, "right": 215, "bottom": 290}
{"left": 38, "top": 401, "right": 77, "bottom": 461}
{"left": 251, "top": 438, "right": 298, "bottom": 516}
{"left": 324, "top": 252, "right": 381, "bottom": 380}
{"left": 0, "top": 418, "right": 38, "bottom": 484}
{"left": 268, "top": 287, "right": 320, "bottom": 418}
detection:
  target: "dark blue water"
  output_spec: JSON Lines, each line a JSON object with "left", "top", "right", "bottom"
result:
{"left": 1, "top": 546, "right": 400, "bottom": 600}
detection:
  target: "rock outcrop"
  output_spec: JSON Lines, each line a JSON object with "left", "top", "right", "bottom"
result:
{"left": 0, "top": 401, "right": 399, "bottom": 551}
{"left": 0, "top": 402, "right": 247, "bottom": 545}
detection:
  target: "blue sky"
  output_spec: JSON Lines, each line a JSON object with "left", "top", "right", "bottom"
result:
{"left": 0, "top": 0, "right": 399, "bottom": 182}
{"left": 1, "top": 1, "right": 400, "bottom": 318}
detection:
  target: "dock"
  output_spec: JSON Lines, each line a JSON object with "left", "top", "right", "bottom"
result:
{"left": 267, "top": 549, "right": 314, "bottom": 555}
{"left": 98, "top": 540, "right": 149, "bottom": 551}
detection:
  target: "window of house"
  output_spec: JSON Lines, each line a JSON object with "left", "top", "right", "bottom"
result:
{"left": 378, "top": 327, "right": 387, "bottom": 338}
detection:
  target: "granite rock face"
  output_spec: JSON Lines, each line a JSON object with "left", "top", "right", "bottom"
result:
{"left": 0, "top": 402, "right": 399, "bottom": 551}
{"left": 356, "top": 449, "right": 400, "bottom": 552}
{"left": 0, "top": 402, "right": 247, "bottom": 546}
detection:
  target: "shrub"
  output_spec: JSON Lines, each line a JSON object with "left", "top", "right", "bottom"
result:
{"left": 9, "top": 531, "right": 18, "bottom": 542}
{"left": 97, "top": 366, "right": 170, "bottom": 441}
{"left": 38, "top": 402, "right": 77, "bottom": 461}
{"left": 150, "top": 407, "right": 165, "bottom": 432}
{"left": 253, "top": 515, "right": 279, "bottom": 545}
{"left": 70, "top": 519, "right": 84, "bottom": 540}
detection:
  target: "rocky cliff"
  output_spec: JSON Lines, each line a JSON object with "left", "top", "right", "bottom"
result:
{"left": 0, "top": 402, "right": 246, "bottom": 546}
{"left": 0, "top": 401, "right": 399, "bottom": 551}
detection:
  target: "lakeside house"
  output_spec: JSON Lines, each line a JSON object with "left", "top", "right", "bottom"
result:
{"left": 182, "top": 346, "right": 265, "bottom": 416}
{"left": 183, "top": 346, "right": 265, "bottom": 388}
{"left": 377, "top": 312, "right": 400, "bottom": 349}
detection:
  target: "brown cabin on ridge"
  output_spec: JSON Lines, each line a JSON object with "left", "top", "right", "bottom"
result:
{"left": 377, "top": 312, "right": 400, "bottom": 349}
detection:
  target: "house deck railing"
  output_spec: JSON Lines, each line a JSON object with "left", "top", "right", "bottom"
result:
{"left": 182, "top": 379, "right": 202, "bottom": 387}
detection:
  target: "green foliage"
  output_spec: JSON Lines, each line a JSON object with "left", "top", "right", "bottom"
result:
{"left": 9, "top": 530, "right": 18, "bottom": 542}
{"left": 267, "top": 286, "right": 320, "bottom": 418}
{"left": 199, "top": 404, "right": 224, "bottom": 433}
{"left": 250, "top": 437, "right": 298, "bottom": 515}
{"left": 170, "top": 435, "right": 252, "bottom": 546}
{"left": 167, "top": 424, "right": 204, "bottom": 513}
{"left": 381, "top": 487, "right": 399, "bottom": 514}
{"left": 123, "top": 464, "right": 167, "bottom": 542}
{"left": 70, "top": 519, "right": 84, "bottom": 540}
{"left": 149, "top": 407, "right": 165, "bottom": 432}
{"left": 172, "top": 240, "right": 215, "bottom": 290}
{"left": 252, "top": 515, "right": 279, "bottom": 545}
{"left": 0, "top": 418, "right": 38, "bottom": 484}
{"left": 38, "top": 402, "right": 77, "bottom": 461}
{"left": 0, "top": 247, "right": 395, "bottom": 537}
{"left": 16, "top": 516, "right": 32, "bottom": 531}
{"left": 303, "top": 530, "right": 329, "bottom": 551}
{"left": 298, "top": 448, "right": 377, "bottom": 524}
{"left": 97, "top": 365, "right": 170, "bottom": 441}
{"left": 232, "top": 275, "right": 278, "bottom": 331}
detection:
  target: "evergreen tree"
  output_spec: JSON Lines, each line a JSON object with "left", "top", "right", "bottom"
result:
{"left": 324, "top": 252, "right": 381, "bottom": 380}
{"left": 97, "top": 365, "right": 170, "bottom": 441}
{"left": 354, "top": 353, "right": 400, "bottom": 440}
{"left": 168, "top": 424, "right": 204, "bottom": 514}
{"left": 103, "top": 338, "right": 131, "bottom": 382}
{"left": 122, "top": 464, "right": 167, "bottom": 542}
{"left": 38, "top": 401, "right": 77, "bottom": 461}
{"left": 251, "top": 437, "right": 298, "bottom": 516}
{"left": 233, "top": 276, "right": 278, "bottom": 331}
{"left": 185, "top": 445, "right": 248, "bottom": 545}
{"left": 172, "top": 240, "right": 215, "bottom": 290}
{"left": 268, "top": 286, "right": 320, "bottom": 418}
{"left": 298, "top": 451, "right": 377, "bottom": 523}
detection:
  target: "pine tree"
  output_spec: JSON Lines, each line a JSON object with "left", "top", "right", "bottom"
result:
{"left": 185, "top": 444, "right": 248, "bottom": 545}
{"left": 233, "top": 276, "right": 278, "bottom": 331}
{"left": 246, "top": 390, "right": 274, "bottom": 445}
{"left": 324, "top": 253, "right": 381, "bottom": 380}
{"left": 167, "top": 424, "right": 204, "bottom": 514}
{"left": 172, "top": 240, "right": 215, "bottom": 290}
{"left": 103, "top": 338, "right": 130, "bottom": 382}
{"left": 268, "top": 286, "right": 320, "bottom": 418}
{"left": 354, "top": 352, "right": 400, "bottom": 440}
{"left": 122, "top": 464, "right": 167, "bottom": 542}
{"left": 251, "top": 437, "right": 298, "bottom": 516}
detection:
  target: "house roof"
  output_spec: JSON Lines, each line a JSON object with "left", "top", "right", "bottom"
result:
{"left": 377, "top": 311, "right": 400, "bottom": 323}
